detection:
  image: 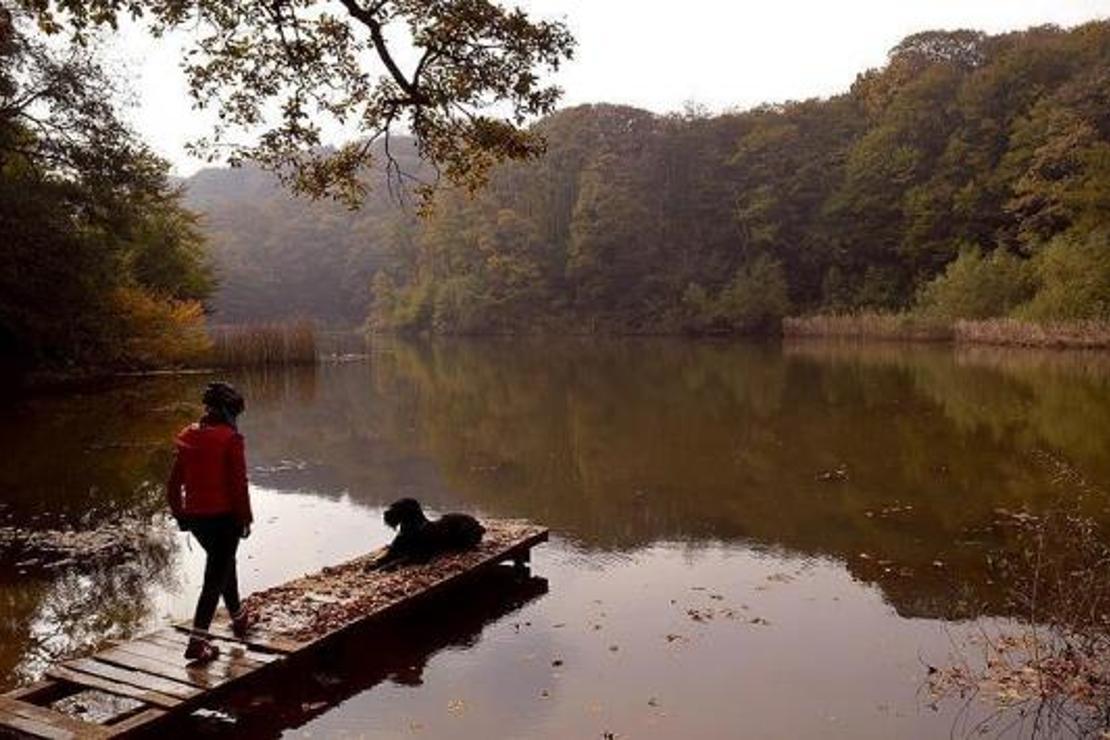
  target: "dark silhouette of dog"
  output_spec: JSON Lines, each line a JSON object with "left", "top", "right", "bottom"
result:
{"left": 367, "top": 498, "right": 485, "bottom": 571}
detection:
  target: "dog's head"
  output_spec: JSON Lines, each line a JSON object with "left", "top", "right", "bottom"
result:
{"left": 383, "top": 498, "right": 426, "bottom": 529}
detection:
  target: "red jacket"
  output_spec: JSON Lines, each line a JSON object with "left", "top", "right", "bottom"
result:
{"left": 166, "top": 422, "right": 252, "bottom": 526}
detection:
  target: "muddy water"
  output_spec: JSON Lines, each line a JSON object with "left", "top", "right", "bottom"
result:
{"left": 2, "top": 339, "right": 1109, "bottom": 738}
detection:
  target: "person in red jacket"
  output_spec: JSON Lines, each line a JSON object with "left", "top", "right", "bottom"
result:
{"left": 167, "top": 381, "right": 255, "bottom": 663}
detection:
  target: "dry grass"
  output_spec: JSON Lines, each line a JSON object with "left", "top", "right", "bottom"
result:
{"left": 782, "top": 312, "right": 953, "bottom": 342}
{"left": 928, "top": 500, "right": 1110, "bottom": 738}
{"left": 208, "top": 321, "right": 318, "bottom": 368}
{"left": 955, "top": 319, "right": 1110, "bottom": 349}
{"left": 785, "top": 314, "right": 1110, "bottom": 351}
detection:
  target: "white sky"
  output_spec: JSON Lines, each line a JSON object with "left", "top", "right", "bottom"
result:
{"left": 116, "top": 0, "right": 1110, "bottom": 175}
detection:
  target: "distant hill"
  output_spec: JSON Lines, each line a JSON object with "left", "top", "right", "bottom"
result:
{"left": 182, "top": 141, "right": 423, "bottom": 327}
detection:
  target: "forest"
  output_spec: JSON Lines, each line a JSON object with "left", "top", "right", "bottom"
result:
{"left": 1, "top": 5, "right": 213, "bottom": 372}
{"left": 5, "top": 15, "right": 1110, "bottom": 370}
{"left": 366, "top": 21, "right": 1110, "bottom": 334}
{"left": 191, "top": 21, "right": 1110, "bottom": 337}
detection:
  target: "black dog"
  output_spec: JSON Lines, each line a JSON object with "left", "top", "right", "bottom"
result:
{"left": 367, "top": 498, "right": 485, "bottom": 571}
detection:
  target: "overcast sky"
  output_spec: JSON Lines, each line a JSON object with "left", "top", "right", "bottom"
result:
{"left": 118, "top": 0, "right": 1110, "bottom": 175}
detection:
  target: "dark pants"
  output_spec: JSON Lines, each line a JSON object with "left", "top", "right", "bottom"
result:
{"left": 189, "top": 516, "right": 242, "bottom": 630}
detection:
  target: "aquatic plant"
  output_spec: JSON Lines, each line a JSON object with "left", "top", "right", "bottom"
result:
{"left": 208, "top": 321, "right": 318, "bottom": 368}
{"left": 954, "top": 319, "right": 1110, "bottom": 350}
{"left": 782, "top": 312, "right": 953, "bottom": 342}
{"left": 928, "top": 460, "right": 1110, "bottom": 737}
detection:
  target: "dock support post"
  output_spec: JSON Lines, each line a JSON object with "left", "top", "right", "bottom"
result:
{"left": 512, "top": 548, "right": 530, "bottom": 576}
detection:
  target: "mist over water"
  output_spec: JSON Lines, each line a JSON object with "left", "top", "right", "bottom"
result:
{"left": 2, "top": 339, "right": 1108, "bottom": 737}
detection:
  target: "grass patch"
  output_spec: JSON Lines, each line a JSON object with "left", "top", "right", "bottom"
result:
{"left": 782, "top": 312, "right": 953, "bottom": 342}
{"left": 954, "top": 319, "right": 1110, "bottom": 349}
{"left": 785, "top": 314, "right": 1110, "bottom": 350}
{"left": 209, "top": 321, "right": 318, "bottom": 368}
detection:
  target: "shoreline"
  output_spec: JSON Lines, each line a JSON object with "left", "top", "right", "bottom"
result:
{"left": 11, "top": 318, "right": 1110, "bottom": 396}
{"left": 783, "top": 315, "right": 1110, "bottom": 351}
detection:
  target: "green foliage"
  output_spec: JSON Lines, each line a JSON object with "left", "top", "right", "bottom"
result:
{"left": 24, "top": 0, "right": 575, "bottom": 206}
{"left": 0, "top": 6, "right": 213, "bottom": 370}
{"left": 190, "top": 22, "right": 1110, "bottom": 335}
{"left": 684, "top": 256, "right": 792, "bottom": 333}
{"left": 1020, "top": 229, "right": 1110, "bottom": 321}
{"left": 918, "top": 248, "right": 1035, "bottom": 319}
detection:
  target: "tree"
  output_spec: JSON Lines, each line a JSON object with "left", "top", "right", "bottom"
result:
{"left": 23, "top": 0, "right": 575, "bottom": 205}
{"left": 917, "top": 247, "right": 1034, "bottom": 319}
{"left": 1021, "top": 229, "right": 1110, "bottom": 321}
{"left": 178, "top": 22, "right": 1110, "bottom": 335}
{"left": 1, "top": 3, "right": 213, "bottom": 369}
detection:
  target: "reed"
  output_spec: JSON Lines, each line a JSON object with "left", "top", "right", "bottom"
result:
{"left": 954, "top": 318, "right": 1110, "bottom": 349}
{"left": 785, "top": 313, "right": 1110, "bottom": 350}
{"left": 208, "top": 321, "right": 318, "bottom": 367}
{"left": 782, "top": 312, "right": 953, "bottom": 342}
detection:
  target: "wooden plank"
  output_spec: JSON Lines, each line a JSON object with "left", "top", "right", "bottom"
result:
{"left": 92, "top": 650, "right": 219, "bottom": 691}
{"left": 106, "top": 643, "right": 254, "bottom": 692}
{"left": 133, "top": 634, "right": 262, "bottom": 668}
{"left": 0, "top": 697, "right": 106, "bottom": 739}
{"left": 6, "top": 682, "right": 65, "bottom": 704}
{"left": 143, "top": 631, "right": 278, "bottom": 666}
{"left": 173, "top": 622, "right": 303, "bottom": 655}
{"left": 44, "top": 667, "right": 179, "bottom": 710}
{"left": 103, "top": 708, "right": 166, "bottom": 738}
{"left": 56, "top": 660, "right": 198, "bottom": 702}
{"left": 111, "top": 641, "right": 255, "bottom": 683}
{"left": 0, "top": 707, "right": 74, "bottom": 740}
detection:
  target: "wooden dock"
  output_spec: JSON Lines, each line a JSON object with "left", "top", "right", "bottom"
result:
{"left": 0, "top": 523, "right": 548, "bottom": 738}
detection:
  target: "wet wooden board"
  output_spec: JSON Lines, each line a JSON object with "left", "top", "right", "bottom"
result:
{"left": 106, "top": 642, "right": 253, "bottom": 687}
{"left": 0, "top": 696, "right": 107, "bottom": 739}
{"left": 101, "top": 709, "right": 166, "bottom": 738}
{"left": 43, "top": 667, "right": 181, "bottom": 710}
{"left": 173, "top": 620, "right": 305, "bottom": 654}
{"left": 128, "top": 634, "right": 264, "bottom": 674}
{"left": 0, "top": 708, "right": 74, "bottom": 740}
{"left": 142, "top": 630, "right": 278, "bottom": 666}
{"left": 92, "top": 648, "right": 222, "bottom": 690}
{"left": 52, "top": 659, "right": 199, "bottom": 701}
{"left": 1, "top": 523, "right": 549, "bottom": 739}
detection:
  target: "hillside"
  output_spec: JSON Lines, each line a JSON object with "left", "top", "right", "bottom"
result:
{"left": 182, "top": 143, "right": 423, "bottom": 327}
{"left": 187, "top": 22, "right": 1110, "bottom": 333}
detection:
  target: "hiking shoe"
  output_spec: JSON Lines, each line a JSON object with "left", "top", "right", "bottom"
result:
{"left": 184, "top": 638, "right": 220, "bottom": 664}
{"left": 230, "top": 606, "right": 257, "bottom": 638}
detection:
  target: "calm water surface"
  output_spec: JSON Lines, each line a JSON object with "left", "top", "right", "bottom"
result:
{"left": 2, "top": 339, "right": 1109, "bottom": 738}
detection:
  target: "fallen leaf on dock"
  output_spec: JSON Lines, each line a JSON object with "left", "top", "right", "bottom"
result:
{"left": 242, "top": 521, "right": 546, "bottom": 642}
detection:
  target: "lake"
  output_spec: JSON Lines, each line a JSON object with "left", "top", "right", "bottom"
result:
{"left": 2, "top": 338, "right": 1109, "bottom": 738}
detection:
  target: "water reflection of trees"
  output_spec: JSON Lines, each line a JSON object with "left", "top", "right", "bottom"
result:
{"left": 0, "top": 532, "right": 179, "bottom": 689}
{"left": 362, "top": 340, "right": 1109, "bottom": 619}
{"left": 6, "top": 340, "right": 1109, "bottom": 634}
{"left": 0, "top": 376, "right": 203, "bottom": 524}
